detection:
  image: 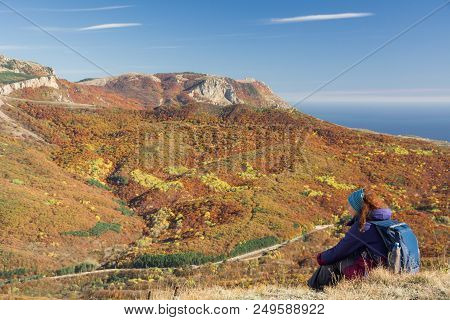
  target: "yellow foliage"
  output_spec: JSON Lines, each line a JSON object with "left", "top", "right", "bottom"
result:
{"left": 164, "top": 166, "right": 194, "bottom": 177}
{"left": 238, "top": 163, "right": 263, "bottom": 180}
{"left": 85, "top": 157, "right": 113, "bottom": 180}
{"left": 130, "top": 169, "right": 182, "bottom": 191}
{"left": 315, "top": 175, "right": 355, "bottom": 190}
{"left": 392, "top": 145, "right": 409, "bottom": 155}
{"left": 149, "top": 207, "right": 174, "bottom": 237}
{"left": 201, "top": 173, "right": 235, "bottom": 192}
{"left": 302, "top": 185, "right": 324, "bottom": 197}
{"left": 411, "top": 149, "right": 433, "bottom": 156}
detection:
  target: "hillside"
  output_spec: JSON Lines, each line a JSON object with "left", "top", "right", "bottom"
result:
{"left": 78, "top": 73, "right": 291, "bottom": 109}
{"left": 0, "top": 55, "right": 54, "bottom": 85}
{"left": 0, "top": 55, "right": 448, "bottom": 299}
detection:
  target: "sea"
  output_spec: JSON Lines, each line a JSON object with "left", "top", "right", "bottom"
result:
{"left": 296, "top": 104, "right": 450, "bottom": 142}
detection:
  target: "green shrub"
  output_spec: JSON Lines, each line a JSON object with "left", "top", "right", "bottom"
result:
{"left": 0, "top": 268, "right": 26, "bottom": 279}
{"left": 0, "top": 71, "right": 35, "bottom": 84}
{"left": 55, "top": 262, "right": 97, "bottom": 276}
{"left": 132, "top": 252, "right": 224, "bottom": 268}
{"left": 252, "top": 206, "right": 270, "bottom": 214}
{"left": 55, "top": 266, "right": 75, "bottom": 276}
{"left": 132, "top": 236, "right": 281, "bottom": 268}
{"left": 11, "top": 179, "right": 24, "bottom": 185}
{"left": 230, "top": 236, "right": 280, "bottom": 257}
{"left": 86, "top": 178, "right": 111, "bottom": 190}
{"left": 115, "top": 199, "right": 134, "bottom": 216}
{"left": 117, "top": 205, "right": 134, "bottom": 216}
{"left": 62, "top": 222, "right": 121, "bottom": 237}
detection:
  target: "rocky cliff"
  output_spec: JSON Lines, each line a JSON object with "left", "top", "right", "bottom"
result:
{"left": 0, "top": 75, "right": 59, "bottom": 95}
{"left": 80, "top": 72, "right": 291, "bottom": 109}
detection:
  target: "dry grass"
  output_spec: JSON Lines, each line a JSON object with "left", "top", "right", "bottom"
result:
{"left": 165, "top": 268, "right": 449, "bottom": 300}
{"left": 2, "top": 269, "right": 448, "bottom": 300}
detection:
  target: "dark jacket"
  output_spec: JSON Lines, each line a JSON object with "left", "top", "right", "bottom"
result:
{"left": 318, "top": 208, "right": 392, "bottom": 265}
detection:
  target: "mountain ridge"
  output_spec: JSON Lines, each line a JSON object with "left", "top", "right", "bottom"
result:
{"left": 78, "top": 72, "right": 292, "bottom": 109}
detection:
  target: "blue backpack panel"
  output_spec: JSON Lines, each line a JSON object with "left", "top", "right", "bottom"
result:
{"left": 370, "top": 220, "right": 420, "bottom": 274}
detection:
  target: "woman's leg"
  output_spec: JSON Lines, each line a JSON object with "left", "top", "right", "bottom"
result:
{"left": 307, "top": 253, "right": 361, "bottom": 290}
{"left": 307, "top": 264, "right": 341, "bottom": 290}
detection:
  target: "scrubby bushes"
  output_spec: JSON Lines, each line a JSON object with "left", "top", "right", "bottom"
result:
{"left": 301, "top": 185, "right": 324, "bottom": 197}
{"left": 0, "top": 71, "right": 35, "bottom": 84}
{"left": 238, "top": 163, "right": 262, "bottom": 180}
{"left": 132, "top": 236, "right": 280, "bottom": 268}
{"left": 116, "top": 199, "right": 134, "bottom": 216}
{"left": 315, "top": 175, "right": 355, "bottom": 190}
{"left": 201, "top": 173, "right": 237, "bottom": 192}
{"left": 86, "top": 178, "right": 111, "bottom": 190}
{"left": 130, "top": 169, "right": 182, "bottom": 191}
{"left": 0, "top": 268, "right": 26, "bottom": 279}
{"left": 230, "top": 236, "right": 280, "bottom": 257}
{"left": 11, "top": 178, "right": 24, "bottom": 185}
{"left": 55, "top": 262, "right": 97, "bottom": 276}
{"left": 133, "top": 252, "right": 224, "bottom": 268}
{"left": 164, "top": 166, "right": 192, "bottom": 177}
{"left": 62, "top": 221, "right": 121, "bottom": 237}
{"left": 149, "top": 208, "right": 174, "bottom": 237}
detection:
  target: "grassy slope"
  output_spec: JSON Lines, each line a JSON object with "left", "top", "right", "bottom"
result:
{"left": 0, "top": 136, "right": 145, "bottom": 273}
{"left": 0, "top": 71, "right": 36, "bottom": 85}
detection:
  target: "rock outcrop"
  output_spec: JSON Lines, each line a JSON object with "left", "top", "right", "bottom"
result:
{"left": 0, "top": 55, "right": 54, "bottom": 77}
{"left": 187, "top": 76, "right": 241, "bottom": 105}
{"left": 0, "top": 76, "right": 59, "bottom": 95}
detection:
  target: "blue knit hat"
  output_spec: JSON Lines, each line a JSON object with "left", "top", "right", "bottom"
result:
{"left": 348, "top": 188, "right": 365, "bottom": 213}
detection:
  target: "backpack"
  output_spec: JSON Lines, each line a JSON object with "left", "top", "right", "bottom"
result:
{"left": 369, "top": 220, "right": 420, "bottom": 274}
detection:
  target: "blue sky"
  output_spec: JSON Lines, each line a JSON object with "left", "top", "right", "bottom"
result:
{"left": 1, "top": 0, "right": 449, "bottom": 105}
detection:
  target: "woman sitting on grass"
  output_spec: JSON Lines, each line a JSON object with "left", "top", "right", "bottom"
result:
{"left": 307, "top": 188, "right": 392, "bottom": 290}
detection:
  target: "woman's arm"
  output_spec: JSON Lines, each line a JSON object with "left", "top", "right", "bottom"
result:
{"left": 318, "top": 223, "right": 366, "bottom": 265}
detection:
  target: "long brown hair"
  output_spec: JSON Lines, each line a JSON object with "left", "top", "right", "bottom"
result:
{"left": 359, "top": 188, "right": 388, "bottom": 232}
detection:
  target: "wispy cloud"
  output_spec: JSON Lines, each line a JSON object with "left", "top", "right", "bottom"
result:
{"left": 270, "top": 12, "right": 374, "bottom": 24}
{"left": 78, "top": 23, "right": 142, "bottom": 31}
{"left": 1, "top": 5, "right": 133, "bottom": 13}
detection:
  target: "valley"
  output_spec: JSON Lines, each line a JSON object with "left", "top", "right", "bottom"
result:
{"left": 0, "top": 55, "right": 448, "bottom": 299}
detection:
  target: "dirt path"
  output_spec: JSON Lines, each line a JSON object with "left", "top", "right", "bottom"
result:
{"left": 37, "top": 224, "right": 333, "bottom": 282}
